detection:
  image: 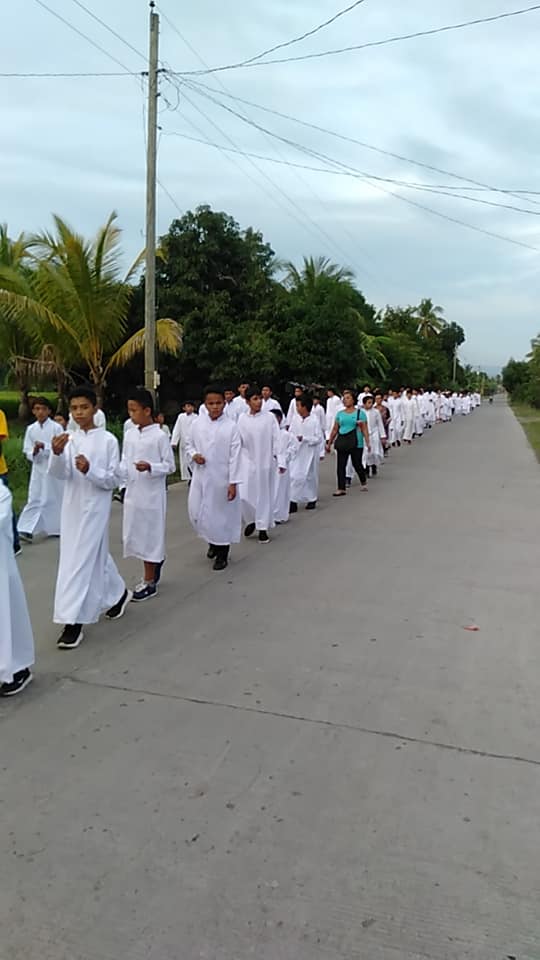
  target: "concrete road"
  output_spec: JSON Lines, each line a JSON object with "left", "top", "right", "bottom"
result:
{"left": 2, "top": 400, "right": 540, "bottom": 960}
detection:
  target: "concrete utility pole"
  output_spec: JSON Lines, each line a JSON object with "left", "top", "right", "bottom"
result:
{"left": 144, "top": 1, "right": 159, "bottom": 396}
{"left": 452, "top": 345, "right": 458, "bottom": 383}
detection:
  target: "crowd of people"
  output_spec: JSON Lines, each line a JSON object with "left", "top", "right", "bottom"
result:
{"left": 1, "top": 381, "right": 482, "bottom": 697}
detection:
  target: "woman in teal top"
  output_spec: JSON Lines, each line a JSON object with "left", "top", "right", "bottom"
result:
{"left": 326, "top": 389, "right": 370, "bottom": 495}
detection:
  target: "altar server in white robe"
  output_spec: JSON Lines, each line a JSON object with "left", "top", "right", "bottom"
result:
{"left": 286, "top": 385, "right": 305, "bottom": 426}
{"left": 238, "top": 388, "right": 281, "bottom": 544}
{"left": 289, "top": 395, "right": 323, "bottom": 511}
{"left": 187, "top": 385, "right": 243, "bottom": 571}
{"left": 231, "top": 382, "right": 250, "bottom": 421}
{"left": 68, "top": 405, "right": 106, "bottom": 432}
{"left": 261, "top": 385, "right": 283, "bottom": 415}
{"left": 311, "top": 395, "right": 327, "bottom": 458}
{"left": 325, "top": 388, "right": 342, "bottom": 439}
{"left": 402, "top": 390, "right": 415, "bottom": 443}
{"left": 49, "top": 387, "right": 131, "bottom": 650}
{"left": 118, "top": 389, "right": 175, "bottom": 602}
{"left": 0, "top": 484, "right": 35, "bottom": 696}
{"left": 412, "top": 390, "right": 424, "bottom": 436}
{"left": 171, "top": 401, "right": 198, "bottom": 480}
{"left": 270, "top": 409, "right": 299, "bottom": 523}
{"left": 362, "top": 395, "right": 386, "bottom": 475}
{"left": 18, "top": 396, "right": 64, "bottom": 540}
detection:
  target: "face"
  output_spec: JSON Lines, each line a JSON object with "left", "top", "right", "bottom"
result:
{"left": 375, "top": 395, "right": 383, "bottom": 405}
{"left": 184, "top": 403, "right": 195, "bottom": 414}
{"left": 224, "top": 390, "right": 235, "bottom": 404}
{"left": 205, "top": 392, "right": 225, "bottom": 420}
{"left": 364, "top": 398, "right": 374, "bottom": 410}
{"left": 297, "top": 403, "right": 309, "bottom": 419}
{"left": 238, "top": 383, "right": 249, "bottom": 397}
{"left": 343, "top": 391, "right": 355, "bottom": 407}
{"left": 69, "top": 396, "right": 98, "bottom": 430}
{"left": 33, "top": 403, "right": 50, "bottom": 423}
{"left": 313, "top": 397, "right": 320, "bottom": 405}
{"left": 327, "top": 389, "right": 334, "bottom": 398}
{"left": 364, "top": 386, "right": 371, "bottom": 394}
{"left": 55, "top": 414, "right": 67, "bottom": 429}
{"left": 127, "top": 400, "right": 152, "bottom": 427}
{"left": 248, "top": 393, "right": 263, "bottom": 414}
{"left": 261, "top": 387, "right": 271, "bottom": 400}
{"left": 294, "top": 387, "right": 303, "bottom": 399}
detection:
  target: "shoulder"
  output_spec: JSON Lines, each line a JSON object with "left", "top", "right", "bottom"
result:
{"left": 359, "top": 410, "right": 368, "bottom": 421}
{"left": 104, "top": 430, "right": 120, "bottom": 448}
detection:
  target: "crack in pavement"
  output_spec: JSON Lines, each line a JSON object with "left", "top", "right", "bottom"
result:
{"left": 63, "top": 674, "right": 540, "bottom": 769}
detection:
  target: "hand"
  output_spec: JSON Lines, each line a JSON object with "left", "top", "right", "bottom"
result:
{"left": 52, "top": 433, "right": 70, "bottom": 455}
{"left": 278, "top": 467, "right": 286, "bottom": 475}
{"left": 193, "top": 454, "right": 205, "bottom": 465}
{"left": 227, "top": 483, "right": 237, "bottom": 501}
{"left": 134, "top": 461, "right": 151, "bottom": 472}
{"left": 325, "top": 441, "right": 332, "bottom": 451}
{"left": 33, "top": 441, "right": 44, "bottom": 456}
{"left": 75, "top": 454, "right": 90, "bottom": 474}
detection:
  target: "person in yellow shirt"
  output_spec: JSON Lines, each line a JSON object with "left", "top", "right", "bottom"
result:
{"left": 0, "top": 409, "right": 21, "bottom": 556}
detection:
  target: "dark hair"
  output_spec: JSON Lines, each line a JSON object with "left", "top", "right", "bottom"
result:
{"left": 127, "top": 387, "right": 155, "bottom": 414}
{"left": 362, "top": 394, "right": 374, "bottom": 405}
{"left": 261, "top": 384, "right": 273, "bottom": 391}
{"left": 31, "top": 396, "right": 52, "bottom": 411}
{"left": 297, "top": 393, "right": 313, "bottom": 413}
{"left": 271, "top": 408, "right": 283, "bottom": 422}
{"left": 183, "top": 399, "right": 196, "bottom": 407}
{"left": 342, "top": 387, "right": 358, "bottom": 402}
{"left": 245, "top": 386, "right": 261, "bottom": 401}
{"left": 203, "top": 383, "right": 225, "bottom": 399}
{"left": 68, "top": 386, "right": 97, "bottom": 406}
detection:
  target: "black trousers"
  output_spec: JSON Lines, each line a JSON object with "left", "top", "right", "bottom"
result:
{"left": 209, "top": 544, "right": 230, "bottom": 561}
{"left": 337, "top": 447, "right": 367, "bottom": 490}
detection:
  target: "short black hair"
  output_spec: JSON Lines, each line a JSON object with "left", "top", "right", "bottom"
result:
{"left": 271, "top": 408, "right": 283, "bottom": 422}
{"left": 203, "top": 383, "right": 225, "bottom": 399}
{"left": 342, "top": 387, "right": 358, "bottom": 402}
{"left": 183, "top": 399, "right": 196, "bottom": 407}
{"left": 297, "top": 393, "right": 313, "bottom": 413}
{"left": 245, "top": 386, "right": 261, "bottom": 401}
{"left": 127, "top": 387, "right": 155, "bottom": 414}
{"left": 68, "top": 386, "right": 97, "bottom": 406}
{"left": 31, "top": 396, "right": 52, "bottom": 411}
{"left": 362, "top": 394, "right": 374, "bottom": 405}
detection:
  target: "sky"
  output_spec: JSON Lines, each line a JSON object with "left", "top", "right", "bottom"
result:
{"left": 2, "top": 0, "right": 540, "bottom": 371}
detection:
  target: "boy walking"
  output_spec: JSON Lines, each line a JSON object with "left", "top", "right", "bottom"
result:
{"left": 18, "top": 397, "right": 64, "bottom": 541}
{"left": 171, "top": 400, "right": 198, "bottom": 480}
{"left": 238, "top": 387, "right": 281, "bottom": 544}
{"left": 289, "top": 395, "right": 324, "bottom": 512}
{"left": 0, "top": 483, "right": 35, "bottom": 696}
{"left": 119, "top": 388, "right": 175, "bottom": 601}
{"left": 186, "top": 385, "right": 243, "bottom": 571}
{"left": 49, "top": 387, "right": 131, "bottom": 649}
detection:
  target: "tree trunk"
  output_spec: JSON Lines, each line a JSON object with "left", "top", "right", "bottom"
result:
{"left": 17, "top": 386, "right": 31, "bottom": 422}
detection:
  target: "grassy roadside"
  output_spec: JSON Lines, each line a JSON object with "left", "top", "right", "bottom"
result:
{"left": 511, "top": 402, "right": 540, "bottom": 461}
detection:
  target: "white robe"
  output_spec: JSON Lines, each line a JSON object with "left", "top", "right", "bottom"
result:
{"left": 231, "top": 395, "right": 249, "bottom": 422}
{"left": 413, "top": 397, "right": 424, "bottom": 436}
{"left": 363, "top": 408, "right": 386, "bottom": 468}
{"left": 325, "top": 395, "right": 342, "bottom": 438}
{"left": 289, "top": 412, "right": 323, "bottom": 504}
{"left": 49, "top": 428, "right": 126, "bottom": 625}
{"left": 274, "top": 429, "right": 299, "bottom": 523}
{"left": 0, "top": 485, "right": 35, "bottom": 683}
{"left": 286, "top": 396, "right": 301, "bottom": 427}
{"left": 402, "top": 397, "right": 415, "bottom": 441}
{"left": 171, "top": 412, "right": 198, "bottom": 480}
{"left": 118, "top": 423, "right": 175, "bottom": 563}
{"left": 186, "top": 413, "right": 243, "bottom": 546}
{"left": 68, "top": 408, "right": 106, "bottom": 432}
{"left": 312, "top": 403, "right": 327, "bottom": 457}
{"left": 262, "top": 397, "right": 283, "bottom": 415}
{"left": 238, "top": 411, "right": 280, "bottom": 531}
{"left": 18, "top": 418, "right": 64, "bottom": 537}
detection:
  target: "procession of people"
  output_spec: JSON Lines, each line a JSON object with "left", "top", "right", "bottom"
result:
{"left": 0, "top": 382, "right": 482, "bottom": 697}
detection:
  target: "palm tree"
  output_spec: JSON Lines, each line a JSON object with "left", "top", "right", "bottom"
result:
{"left": 414, "top": 298, "right": 445, "bottom": 339}
{"left": 0, "top": 224, "right": 41, "bottom": 418}
{"left": 0, "top": 213, "right": 182, "bottom": 406}
{"left": 283, "top": 255, "right": 355, "bottom": 293}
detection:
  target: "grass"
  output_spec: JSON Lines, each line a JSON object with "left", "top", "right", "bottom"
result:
{"left": 511, "top": 402, "right": 540, "bottom": 461}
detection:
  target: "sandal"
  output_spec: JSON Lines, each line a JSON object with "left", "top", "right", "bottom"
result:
{"left": 333, "top": 491, "right": 347, "bottom": 497}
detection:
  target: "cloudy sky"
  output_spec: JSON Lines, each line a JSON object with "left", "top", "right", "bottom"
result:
{"left": 3, "top": 0, "right": 540, "bottom": 369}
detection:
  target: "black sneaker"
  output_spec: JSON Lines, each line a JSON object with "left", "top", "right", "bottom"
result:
{"left": 289, "top": 501, "right": 298, "bottom": 515}
{"left": 0, "top": 668, "right": 33, "bottom": 697}
{"left": 244, "top": 523, "right": 256, "bottom": 538}
{"left": 207, "top": 545, "right": 217, "bottom": 559}
{"left": 258, "top": 531, "right": 270, "bottom": 544}
{"left": 306, "top": 501, "right": 317, "bottom": 511}
{"left": 57, "top": 624, "right": 84, "bottom": 649}
{"left": 105, "top": 588, "right": 132, "bottom": 620}
{"left": 213, "top": 556, "right": 228, "bottom": 571}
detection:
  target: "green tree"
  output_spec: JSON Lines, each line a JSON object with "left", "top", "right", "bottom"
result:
{"left": 414, "top": 298, "right": 445, "bottom": 339}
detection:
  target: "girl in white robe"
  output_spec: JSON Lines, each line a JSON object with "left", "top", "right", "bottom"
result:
{"left": 238, "top": 390, "right": 281, "bottom": 542}
{"left": 271, "top": 410, "right": 299, "bottom": 523}
{"left": 186, "top": 388, "right": 243, "bottom": 570}
{"left": 0, "top": 484, "right": 35, "bottom": 696}
{"left": 49, "top": 388, "right": 130, "bottom": 649}
{"left": 362, "top": 397, "right": 386, "bottom": 473}
{"left": 289, "top": 398, "right": 323, "bottom": 509}
{"left": 18, "top": 399, "right": 64, "bottom": 539}
{"left": 171, "top": 403, "right": 198, "bottom": 480}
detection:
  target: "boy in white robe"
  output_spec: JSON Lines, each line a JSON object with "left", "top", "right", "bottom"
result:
{"left": 289, "top": 395, "right": 323, "bottom": 511}
{"left": 186, "top": 385, "right": 243, "bottom": 571}
{"left": 231, "top": 382, "right": 250, "bottom": 421}
{"left": 18, "top": 396, "right": 64, "bottom": 541}
{"left": 325, "top": 388, "right": 342, "bottom": 440}
{"left": 238, "top": 387, "right": 281, "bottom": 544}
{"left": 362, "top": 395, "right": 386, "bottom": 476}
{"left": 171, "top": 401, "right": 198, "bottom": 480}
{"left": 261, "top": 385, "right": 283, "bottom": 415}
{"left": 49, "top": 387, "right": 131, "bottom": 650}
{"left": 119, "top": 389, "right": 175, "bottom": 602}
{"left": 0, "top": 484, "right": 35, "bottom": 696}
{"left": 285, "top": 386, "right": 305, "bottom": 426}
{"left": 271, "top": 409, "right": 299, "bottom": 523}
{"left": 311, "top": 395, "right": 327, "bottom": 459}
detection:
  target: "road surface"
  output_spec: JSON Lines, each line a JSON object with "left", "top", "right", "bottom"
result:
{"left": 2, "top": 399, "right": 540, "bottom": 959}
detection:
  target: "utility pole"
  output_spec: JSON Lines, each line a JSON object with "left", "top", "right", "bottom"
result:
{"left": 144, "top": 1, "right": 159, "bottom": 397}
{"left": 452, "top": 345, "right": 458, "bottom": 384}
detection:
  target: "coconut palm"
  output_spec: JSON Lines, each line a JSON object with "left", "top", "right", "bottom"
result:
{"left": 283, "top": 255, "right": 355, "bottom": 293}
{"left": 0, "top": 224, "right": 42, "bottom": 417}
{"left": 414, "top": 298, "right": 445, "bottom": 339}
{"left": 0, "top": 213, "right": 182, "bottom": 406}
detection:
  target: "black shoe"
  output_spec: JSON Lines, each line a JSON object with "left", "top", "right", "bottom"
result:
{"left": 0, "top": 668, "right": 33, "bottom": 697}
{"left": 289, "top": 501, "right": 298, "bottom": 514}
{"left": 105, "top": 588, "right": 132, "bottom": 620}
{"left": 19, "top": 532, "right": 33, "bottom": 543}
{"left": 57, "top": 623, "right": 84, "bottom": 649}
{"left": 306, "top": 501, "right": 317, "bottom": 511}
{"left": 207, "top": 545, "right": 217, "bottom": 559}
{"left": 14, "top": 546, "right": 22, "bottom": 557}
{"left": 244, "top": 523, "right": 256, "bottom": 538}
{"left": 372, "top": 466, "right": 378, "bottom": 476}
{"left": 213, "top": 556, "right": 228, "bottom": 571}
{"left": 258, "top": 531, "right": 270, "bottom": 544}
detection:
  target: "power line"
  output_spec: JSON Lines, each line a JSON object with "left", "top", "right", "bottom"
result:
{"left": 177, "top": 4, "right": 540, "bottom": 75}
{"left": 182, "top": 83, "right": 538, "bottom": 251}
{"left": 185, "top": 79, "right": 540, "bottom": 208}
{"left": 0, "top": 71, "right": 132, "bottom": 77}
{"left": 67, "top": 0, "right": 147, "bottom": 62}
{"left": 32, "top": 0, "right": 139, "bottom": 75}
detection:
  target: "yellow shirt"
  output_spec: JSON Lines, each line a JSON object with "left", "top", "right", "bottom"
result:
{"left": 0, "top": 409, "right": 8, "bottom": 475}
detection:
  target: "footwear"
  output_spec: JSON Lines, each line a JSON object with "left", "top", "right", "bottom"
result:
{"left": 372, "top": 466, "right": 378, "bottom": 476}
{"left": 0, "top": 668, "right": 33, "bottom": 697}
{"left": 258, "top": 531, "right": 270, "bottom": 544}
{"left": 345, "top": 477, "right": 352, "bottom": 487}
{"left": 213, "top": 556, "right": 228, "bottom": 571}
{"left": 244, "top": 523, "right": 256, "bottom": 538}
{"left": 19, "top": 532, "right": 33, "bottom": 543}
{"left": 105, "top": 588, "right": 133, "bottom": 619}
{"left": 306, "top": 501, "right": 317, "bottom": 511}
{"left": 57, "top": 624, "right": 84, "bottom": 649}
{"left": 289, "top": 501, "right": 298, "bottom": 514}
{"left": 14, "top": 546, "right": 22, "bottom": 558}
{"left": 333, "top": 491, "right": 346, "bottom": 497}
{"left": 360, "top": 484, "right": 369, "bottom": 492}
{"left": 154, "top": 557, "right": 166, "bottom": 584}
{"left": 207, "top": 545, "right": 217, "bottom": 559}
{"left": 131, "top": 582, "right": 157, "bottom": 603}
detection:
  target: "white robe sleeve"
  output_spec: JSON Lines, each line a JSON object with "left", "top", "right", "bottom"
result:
{"left": 85, "top": 435, "right": 120, "bottom": 490}
{"left": 48, "top": 447, "right": 72, "bottom": 480}
{"left": 22, "top": 426, "right": 34, "bottom": 464}
{"left": 147, "top": 432, "right": 176, "bottom": 478}
{"left": 228, "top": 425, "right": 243, "bottom": 484}
{"left": 171, "top": 414, "right": 182, "bottom": 448}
